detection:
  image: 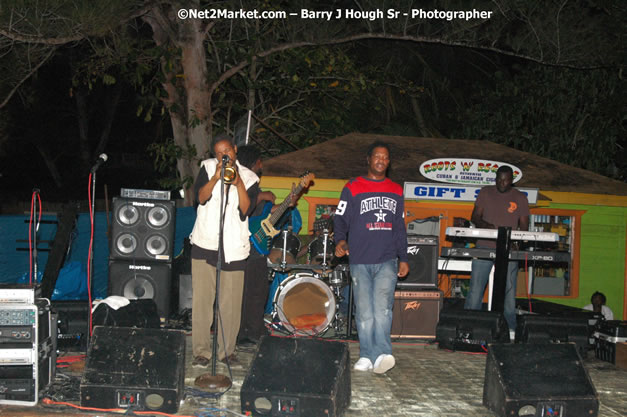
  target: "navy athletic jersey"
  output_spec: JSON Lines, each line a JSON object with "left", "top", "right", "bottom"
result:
{"left": 333, "top": 176, "right": 408, "bottom": 265}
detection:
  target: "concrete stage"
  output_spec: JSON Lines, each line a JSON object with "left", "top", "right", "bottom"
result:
{"left": 1, "top": 333, "right": 625, "bottom": 417}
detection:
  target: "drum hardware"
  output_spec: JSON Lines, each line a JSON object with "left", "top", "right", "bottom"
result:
{"left": 308, "top": 228, "right": 335, "bottom": 276}
{"left": 328, "top": 264, "right": 350, "bottom": 288}
{"left": 267, "top": 228, "right": 301, "bottom": 271}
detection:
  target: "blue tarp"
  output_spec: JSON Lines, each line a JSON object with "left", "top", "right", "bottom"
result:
{"left": 0, "top": 206, "right": 196, "bottom": 300}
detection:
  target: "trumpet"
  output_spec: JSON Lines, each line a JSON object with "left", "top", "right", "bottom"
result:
{"left": 221, "top": 156, "right": 237, "bottom": 184}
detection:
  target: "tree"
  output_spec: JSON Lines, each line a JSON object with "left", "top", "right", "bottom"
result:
{"left": 1, "top": 0, "right": 624, "bottom": 203}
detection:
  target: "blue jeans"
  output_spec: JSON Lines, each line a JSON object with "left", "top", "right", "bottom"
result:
{"left": 350, "top": 260, "right": 398, "bottom": 363}
{"left": 464, "top": 258, "right": 518, "bottom": 330}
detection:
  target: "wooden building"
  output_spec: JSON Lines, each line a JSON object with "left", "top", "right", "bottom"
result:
{"left": 259, "top": 133, "right": 627, "bottom": 319}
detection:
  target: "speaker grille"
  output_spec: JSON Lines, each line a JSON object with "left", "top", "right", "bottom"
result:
{"left": 483, "top": 344, "right": 599, "bottom": 417}
{"left": 108, "top": 261, "right": 171, "bottom": 319}
{"left": 81, "top": 327, "right": 185, "bottom": 414}
{"left": 241, "top": 336, "right": 351, "bottom": 417}
{"left": 399, "top": 235, "right": 438, "bottom": 289}
{"left": 391, "top": 290, "right": 443, "bottom": 339}
{"left": 110, "top": 197, "right": 175, "bottom": 262}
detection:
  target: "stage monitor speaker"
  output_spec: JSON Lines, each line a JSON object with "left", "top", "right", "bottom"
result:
{"left": 108, "top": 261, "right": 171, "bottom": 319}
{"left": 515, "top": 314, "right": 590, "bottom": 357}
{"left": 241, "top": 336, "right": 351, "bottom": 417}
{"left": 435, "top": 309, "right": 510, "bottom": 352}
{"left": 483, "top": 344, "right": 599, "bottom": 417}
{"left": 110, "top": 197, "right": 176, "bottom": 262}
{"left": 391, "top": 290, "right": 443, "bottom": 339}
{"left": 81, "top": 326, "right": 185, "bottom": 414}
{"left": 399, "top": 235, "right": 438, "bottom": 289}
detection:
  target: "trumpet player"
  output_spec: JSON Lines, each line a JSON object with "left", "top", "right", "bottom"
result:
{"left": 189, "top": 134, "right": 260, "bottom": 367}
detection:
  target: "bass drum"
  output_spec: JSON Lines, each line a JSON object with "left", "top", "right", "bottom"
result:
{"left": 273, "top": 272, "right": 336, "bottom": 336}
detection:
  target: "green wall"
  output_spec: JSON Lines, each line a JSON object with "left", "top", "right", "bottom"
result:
{"left": 549, "top": 204, "right": 626, "bottom": 319}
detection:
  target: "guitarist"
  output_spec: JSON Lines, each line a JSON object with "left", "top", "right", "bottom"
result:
{"left": 236, "top": 145, "right": 300, "bottom": 346}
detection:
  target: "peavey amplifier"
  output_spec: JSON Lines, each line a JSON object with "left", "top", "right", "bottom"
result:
{"left": 391, "top": 290, "right": 443, "bottom": 339}
{"left": 80, "top": 326, "right": 185, "bottom": 414}
{"left": 400, "top": 236, "right": 438, "bottom": 289}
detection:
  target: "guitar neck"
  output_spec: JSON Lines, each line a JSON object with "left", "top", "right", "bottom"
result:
{"left": 267, "top": 183, "right": 304, "bottom": 226}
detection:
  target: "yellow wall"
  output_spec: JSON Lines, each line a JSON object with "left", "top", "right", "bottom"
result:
{"left": 260, "top": 175, "right": 627, "bottom": 319}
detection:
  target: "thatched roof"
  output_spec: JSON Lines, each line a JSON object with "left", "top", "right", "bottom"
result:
{"left": 262, "top": 133, "right": 627, "bottom": 196}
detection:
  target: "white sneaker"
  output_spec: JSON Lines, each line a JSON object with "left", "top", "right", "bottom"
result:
{"left": 373, "top": 354, "right": 395, "bottom": 374}
{"left": 353, "top": 357, "right": 373, "bottom": 372}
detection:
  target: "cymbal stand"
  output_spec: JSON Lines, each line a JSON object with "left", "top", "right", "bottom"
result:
{"left": 278, "top": 228, "right": 291, "bottom": 269}
{"left": 320, "top": 228, "right": 330, "bottom": 273}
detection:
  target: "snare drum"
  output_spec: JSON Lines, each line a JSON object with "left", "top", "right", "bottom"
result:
{"left": 273, "top": 272, "right": 336, "bottom": 336}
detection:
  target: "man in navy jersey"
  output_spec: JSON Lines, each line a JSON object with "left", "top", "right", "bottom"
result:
{"left": 334, "top": 141, "right": 409, "bottom": 374}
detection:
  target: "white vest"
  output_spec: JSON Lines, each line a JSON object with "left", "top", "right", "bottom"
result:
{"left": 190, "top": 159, "right": 259, "bottom": 263}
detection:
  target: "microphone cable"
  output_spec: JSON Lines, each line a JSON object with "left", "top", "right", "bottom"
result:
{"left": 87, "top": 172, "right": 94, "bottom": 337}
{"left": 29, "top": 190, "right": 42, "bottom": 285}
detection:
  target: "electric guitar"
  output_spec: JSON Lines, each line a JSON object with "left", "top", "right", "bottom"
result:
{"left": 249, "top": 171, "right": 315, "bottom": 255}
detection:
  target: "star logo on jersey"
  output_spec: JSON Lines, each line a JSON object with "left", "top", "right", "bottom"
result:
{"left": 375, "top": 209, "right": 387, "bottom": 222}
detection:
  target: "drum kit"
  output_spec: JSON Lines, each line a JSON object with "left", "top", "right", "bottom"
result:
{"left": 266, "top": 224, "right": 352, "bottom": 337}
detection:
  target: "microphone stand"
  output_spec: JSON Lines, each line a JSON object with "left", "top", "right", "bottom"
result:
{"left": 31, "top": 188, "right": 40, "bottom": 285}
{"left": 197, "top": 160, "right": 232, "bottom": 390}
{"left": 87, "top": 165, "right": 98, "bottom": 344}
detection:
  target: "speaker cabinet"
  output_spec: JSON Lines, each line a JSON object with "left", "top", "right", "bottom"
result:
{"left": 108, "top": 261, "right": 171, "bottom": 319}
{"left": 52, "top": 301, "right": 89, "bottom": 351}
{"left": 399, "top": 235, "right": 438, "bottom": 289}
{"left": 241, "top": 336, "right": 351, "bottom": 417}
{"left": 177, "top": 274, "right": 192, "bottom": 313}
{"left": 110, "top": 197, "right": 176, "bottom": 262}
{"left": 80, "top": 326, "right": 185, "bottom": 414}
{"left": 515, "top": 314, "right": 590, "bottom": 357}
{"left": 483, "top": 344, "right": 599, "bottom": 417}
{"left": 391, "top": 290, "right": 443, "bottom": 339}
{"left": 435, "top": 309, "right": 510, "bottom": 352}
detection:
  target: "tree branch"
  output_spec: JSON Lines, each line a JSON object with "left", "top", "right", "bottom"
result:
{"left": 209, "top": 31, "right": 615, "bottom": 98}
{"left": 0, "top": 46, "right": 56, "bottom": 109}
{"left": 0, "top": 28, "right": 84, "bottom": 45}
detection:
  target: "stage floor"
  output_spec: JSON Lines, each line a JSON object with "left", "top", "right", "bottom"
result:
{"left": 1, "top": 333, "right": 626, "bottom": 416}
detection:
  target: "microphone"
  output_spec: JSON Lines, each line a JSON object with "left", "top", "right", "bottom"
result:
{"left": 91, "top": 153, "right": 108, "bottom": 172}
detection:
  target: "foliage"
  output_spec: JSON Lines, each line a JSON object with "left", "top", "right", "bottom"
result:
{"left": 1, "top": 0, "right": 625, "bottom": 202}
{"left": 453, "top": 66, "right": 625, "bottom": 179}
{"left": 147, "top": 138, "right": 196, "bottom": 191}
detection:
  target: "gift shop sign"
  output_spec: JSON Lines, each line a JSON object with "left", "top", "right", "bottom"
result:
{"left": 420, "top": 158, "right": 522, "bottom": 185}
{"left": 404, "top": 182, "right": 538, "bottom": 204}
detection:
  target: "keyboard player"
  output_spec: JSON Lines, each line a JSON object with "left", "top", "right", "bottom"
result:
{"left": 464, "top": 165, "right": 530, "bottom": 332}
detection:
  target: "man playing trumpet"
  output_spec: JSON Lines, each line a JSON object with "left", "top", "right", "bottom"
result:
{"left": 189, "top": 134, "right": 260, "bottom": 367}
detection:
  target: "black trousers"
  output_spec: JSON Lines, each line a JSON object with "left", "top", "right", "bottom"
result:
{"left": 238, "top": 255, "right": 270, "bottom": 341}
